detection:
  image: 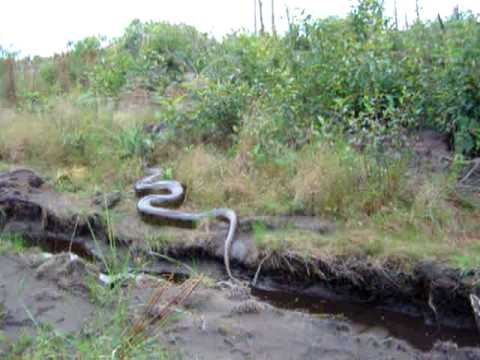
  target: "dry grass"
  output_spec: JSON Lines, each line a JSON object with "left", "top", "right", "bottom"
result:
{"left": 0, "top": 111, "right": 64, "bottom": 164}
{"left": 172, "top": 145, "right": 479, "bottom": 266}
{"left": 0, "top": 102, "right": 149, "bottom": 191}
{"left": 291, "top": 146, "right": 361, "bottom": 216}
{"left": 172, "top": 143, "right": 408, "bottom": 219}
{"left": 1, "top": 102, "right": 479, "bottom": 267}
{"left": 118, "top": 276, "right": 202, "bottom": 359}
{"left": 174, "top": 146, "right": 266, "bottom": 212}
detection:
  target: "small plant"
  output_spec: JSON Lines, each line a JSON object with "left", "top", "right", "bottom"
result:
{"left": 115, "top": 126, "right": 154, "bottom": 159}
{"left": 252, "top": 221, "right": 268, "bottom": 246}
{"left": 0, "top": 233, "right": 27, "bottom": 255}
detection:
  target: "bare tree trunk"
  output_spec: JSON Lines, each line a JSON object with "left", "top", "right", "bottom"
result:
{"left": 415, "top": 0, "right": 421, "bottom": 21}
{"left": 271, "top": 0, "right": 276, "bottom": 36}
{"left": 286, "top": 6, "right": 291, "bottom": 31}
{"left": 404, "top": 13, "right": 409, "bottom": 29}
{"left": 453, "top": 5, "right": 460, "bottom": 20}
{"left": 4, "top": 58, "right": 16, "bottom": 105}
{"left": 437, "top": 13, "right": 445, "bottom": 32}
{"left": 394, "top": 0, "right": 398, "bottom": 30}
{"left": 254, "top": 0, "right": 257, "bottom": 34}
{"left": 258, "top": 0, "right": 265, "bottom": 35}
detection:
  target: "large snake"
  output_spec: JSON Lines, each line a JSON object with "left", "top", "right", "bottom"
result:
{"left": 135, "top": 168, "right": 238, "bottom": 282}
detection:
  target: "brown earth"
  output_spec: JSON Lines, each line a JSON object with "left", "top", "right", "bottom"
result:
{"left": 0, "top": 252, "right": 479, "bottom": 359}
{"left": 1, "top": 167, "right": 480, "bottom": 358}
{"left": 0, "top": 253, "right": 95, "bottom": 341}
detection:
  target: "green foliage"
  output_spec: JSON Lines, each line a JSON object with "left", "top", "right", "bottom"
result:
{"left": 91, "top": 50, "right": 132, "bottom": 97}
{"left": 185, "top": 81, "right": 251, "bottom": 144}
{"left": 0, "top": 233, "right": 27, "bottom": 255}
{"left": 115, "top": 125, "right": 156, "bottom": 159}
{"left": 67, "top": 36, "right": 104, "bottom": 87}
{"left": 2, "top": 3, "right": 480, "bottom": 155}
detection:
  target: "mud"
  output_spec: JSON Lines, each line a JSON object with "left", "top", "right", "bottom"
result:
{"left": 0, "top": 249, "right": 479, "bottom": 359}
{"left": 0, "top": 254, "right": 95, "bottom": 341}
{"left": 119, "top": 265, "right": 480, "bottom": 360}
{"left": 251, "top": 286, "right": 480, "bottom": 352}
{"left": 1, "top": 168, "right": 480, "bottom": 358}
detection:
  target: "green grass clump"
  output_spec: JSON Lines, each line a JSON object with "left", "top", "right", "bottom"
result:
{"left": 0, "top": 299, "right": 170, "bottom": 360}
{"left": 0, "top": 233, "right": 27, "bottom": 255}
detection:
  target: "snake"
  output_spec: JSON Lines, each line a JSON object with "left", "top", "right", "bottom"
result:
{"left": 135, "top": 167, "right": 238, "bottom": 282}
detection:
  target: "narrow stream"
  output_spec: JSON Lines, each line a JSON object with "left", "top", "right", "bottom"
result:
{"left": 151, "top": 256, "right": 480, "bottom": 352}
{"left": 251, "top": 286, "right": 480, "bottom": 352}
{"left": 27, "top": 237, "right": 480, "bottom": 352}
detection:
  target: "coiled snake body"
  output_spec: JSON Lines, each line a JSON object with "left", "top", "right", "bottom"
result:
{"left": 135, "top": 168, "right": 238, "bottom": 282}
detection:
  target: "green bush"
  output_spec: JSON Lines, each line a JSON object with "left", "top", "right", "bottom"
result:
{"left": 3, "top": 1, "right": 480, "bottom": 155}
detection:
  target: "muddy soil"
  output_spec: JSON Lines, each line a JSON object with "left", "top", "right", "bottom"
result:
{"left": 1, "top": 168, "right": 480, "bottom": 358}
{"left": 0, "top": 252, "right": 479, "bottom": 359}
{"left": 157, "top": 286, "right": 480, "bottom": 360}
{"left": 0, "top": 253, "right": 95, "bottom": 341}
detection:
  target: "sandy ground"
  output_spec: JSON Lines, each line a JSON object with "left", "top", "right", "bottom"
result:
{"left": 0, "top": 252, "right": 478, "bottom": 359}
{"left": 0, "top": 254, "right": 95, "bottom": 340}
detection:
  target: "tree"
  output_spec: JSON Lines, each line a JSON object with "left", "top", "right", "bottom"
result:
{"left": 258, "top": 0, "right": 265, "bottom": 35}
{"left": 271, "top": 0, "right": 277, "bottom": 36}
{"left": 352, "top": 0, "right": 385, "bottom": 39}
{"left": 254, "top": 0, "right": 257, "bottom": 34}
{"left": 453, "top": 5, "right": 460, "bottom": 20}
{"left": 394, "top": 0, "right": 398, "bottom": 30}
{"left": 4, "top": 58, "right": 16, "bottom": 105}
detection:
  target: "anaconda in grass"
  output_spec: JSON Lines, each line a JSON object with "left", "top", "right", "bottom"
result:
{"left": 135, "top": 167, "right": 238, "bottom": 282}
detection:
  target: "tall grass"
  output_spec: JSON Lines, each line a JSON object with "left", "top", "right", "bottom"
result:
{"left": 0, "top": 102, "right": 153, "bottom": 191}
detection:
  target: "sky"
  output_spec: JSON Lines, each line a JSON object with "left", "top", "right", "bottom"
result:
{"left": 1, "top": 0, "right": 479, "bottom": 57}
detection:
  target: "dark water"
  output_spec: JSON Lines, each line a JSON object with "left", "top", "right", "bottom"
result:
{"left": 32, "top": 236, "right": 98, "bottom": 261}
{"left": 147, "top": 256, "right": 480, "bottom": 352}
{"left": 252, "top": 285, "right": 480, "bottom": 352}
{"left": 24, "top": 239, "right": 480, "bottom": 353}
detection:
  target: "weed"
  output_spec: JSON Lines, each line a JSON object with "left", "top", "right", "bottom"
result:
{"left": 252, "top": 221, "right": 268, "bottom": 247}
{"left": 0, "top": 233, "right": 27, "bottom": 255}
{"left": 6, "top": 293, "right": 171, "bottom": 359}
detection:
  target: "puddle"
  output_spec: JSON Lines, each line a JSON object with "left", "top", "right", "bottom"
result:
{"left": 252, "top": 286, "right": 480, "bottom": 352}
{"left": 39, "top": 237, "right": 96, "bottom": 260}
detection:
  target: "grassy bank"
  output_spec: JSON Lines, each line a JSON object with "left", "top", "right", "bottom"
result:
{"left": 1, "top": 0, "right": 480, "bottom": 271}
{"left": 0, "top": 104, "right": 479, "bottom": 270}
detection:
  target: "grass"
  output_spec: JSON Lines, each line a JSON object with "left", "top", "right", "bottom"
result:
{"left": 0, "top": 233, "right": 27, "bottom": 255}
{"left": 0, "top": 290, "right": 172, "bottom": 359}
{"left": 0, "top": 214, "right": 202, "bottom": 359}
{"left": 0, "top": 102, "right": 479, "bottom": 269}
{"left": 0, "top": 100, "right": 479, "bottom": 358}
{"left": 0, "top": 234, "right": 172, "bottom": 359}
{"left": 0, "top": 101, "right": 148, "bottom": 194}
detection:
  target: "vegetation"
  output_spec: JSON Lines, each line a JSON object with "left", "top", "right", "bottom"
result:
{"left": 0, "top": 1, "right": 479, "bottom": 265}
{"left": 0, "top": 233, "right": 27, "bottom": 255}
{"left": 0, "top": 1, "right": 479, "bottom": 357}
{"left": 0, "top": 301, "right": 170, "bottom": 360}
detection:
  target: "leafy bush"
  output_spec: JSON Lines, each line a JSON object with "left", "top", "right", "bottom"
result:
{"left": 2, "top": 1, "right": 480, "bottom": 155}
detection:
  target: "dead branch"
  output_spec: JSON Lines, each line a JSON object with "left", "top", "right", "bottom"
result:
{"left": 459, "top": 158, "right": 480, "bottom": 185}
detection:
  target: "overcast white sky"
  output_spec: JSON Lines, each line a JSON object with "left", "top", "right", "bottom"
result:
{"left": 1, "top": 0, "right": 479, "bottom": 57}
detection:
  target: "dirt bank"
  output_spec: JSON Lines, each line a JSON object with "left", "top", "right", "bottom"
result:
{"left": 1, "top": 168, "right": 480, "bottom": 346}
